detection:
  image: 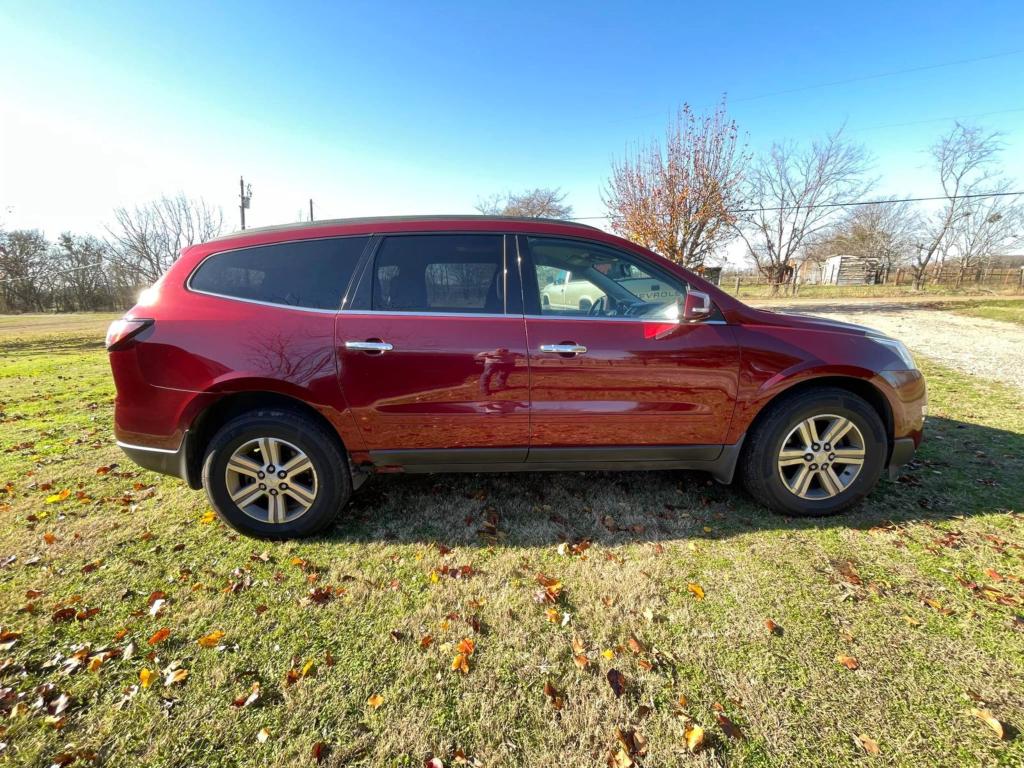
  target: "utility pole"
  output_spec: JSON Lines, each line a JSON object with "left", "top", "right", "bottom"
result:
{"left": 309, "top": 198, "right": 314, "bottom": 222}
{"left": 239, "top": 176, "right": 252, "bottom": 230}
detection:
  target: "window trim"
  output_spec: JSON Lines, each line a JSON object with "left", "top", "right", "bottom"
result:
{"left": 185, "top": 234, "right": 373, "bottom": 312}
{"left": 348, "top": 231, "right": 513, "bottom": 317}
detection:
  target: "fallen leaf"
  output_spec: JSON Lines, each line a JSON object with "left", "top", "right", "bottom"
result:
{"left": 543, "top": 680, "right": 564, "bottom": 710}
{"left": 607, "top": 747, "right": 633, "bottom": 768}
{"left": 764, "top": 618, "right": 783, "bottom": 636}
{"left": 164, "top": 667, "right": 188, "bottom": 686}
{"left": 199, "top": 510, "right": 216, "bottom": 524}
{"left": 607, "top": 669, "right": 627, "bottom": 698}
{"left": 139, "top": 668, "right": 153, "bottom": 688}
{"left": 232, "top": 683, "right": 261, "bottom": 708}
{"left": 452, "top": 653, "right": 469, "bottom": 674}
{"left": 301, "top": 659, "right": 315, "bottom": 677}
{"left": 43, "top": 532, "right": 57, "bottom": 545}
{"left": 256, "top": 727, "right": 270, "bottom": 744}
{"left": 147, "top": 628, "right": 170, "bottom": 645}
{"left": 456, "top": 637, "right": 475, "bottom": 656}
{"left": 367, "top": 693, "right": 384, "bottom": 709}
{"left": 684, "top": 722, "right": 705, "bottom": 753}
{"left": 854, "top": 734, "right": 880, "bottom": 755}
{"left": 311, "top": 742, "right": 328, "bottom": 763}
{"left": 419, "top": 634, "right": 433, "bottom": 649}
{"left": 836, "top": 654, "right": 860, "bottom": 670}
{"left": 687, "top": 583, "right": 705, "bottom": 600}
{"left": 198, "top": 630, "right": 225, "bottom": 648}
{"left": 45, "top": 489, "right": 71, "bottom": 504}
{"left": 573, "top": 653, "right": 590, "bottom": 670}
{"left": 970, "top": 708, "right": 1006, "bottom": 739}
{"left": 717, "top": 712, "right": 744, "bottom": 740}
{"left": 627, "top": 635, "right": 647, "bottom": 655}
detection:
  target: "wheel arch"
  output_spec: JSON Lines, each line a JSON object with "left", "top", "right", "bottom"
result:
{"left": 740, "top": 376, "right": 894, "bottom": 460}
{"left": 184, "top": 391, "right": 348, "bottom": 489}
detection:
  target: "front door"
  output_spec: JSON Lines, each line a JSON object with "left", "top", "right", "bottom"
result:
{"left": 519, "top": 235, "right": 740, "bottom": 454}
{"left": 336, "top": 233, "right": 530, "bottom": 465}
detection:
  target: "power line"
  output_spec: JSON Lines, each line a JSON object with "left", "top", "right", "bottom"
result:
{"left": 848, "top": 106, "right": 1024, "bottom": 133}
{"left": 730, "top": 48, "right": 1024, "bottom": 105}
{"left": 570, "top": 190, "right": 1024, "bottom": 221}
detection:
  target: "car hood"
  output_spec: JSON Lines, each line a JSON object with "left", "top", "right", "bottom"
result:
{"left": 739, "top": 307, "right": 885, "bottom": 337}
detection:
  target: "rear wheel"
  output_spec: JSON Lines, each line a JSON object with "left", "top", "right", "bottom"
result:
{"left": 740, "top": 388, "right": 887, "bottom": 517}
{"left": 202, "top": 408, "right": 351, "bottom": 538}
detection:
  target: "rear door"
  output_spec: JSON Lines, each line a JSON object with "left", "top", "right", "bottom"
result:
{"left": 335, "top": 233, "right": 530, "bottom": 465}
{"left": 518, "top": 235, "right": 740, "bottom": 454}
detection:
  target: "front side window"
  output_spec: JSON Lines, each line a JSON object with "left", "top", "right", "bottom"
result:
{"left": 189, "top": 236, "right": 369, "bottom": 310}
{"left": 527, "top": 237, "right": 687, "bottom": 319}
{"left": 372, "top": 235, "right": 504, "bottom": 313}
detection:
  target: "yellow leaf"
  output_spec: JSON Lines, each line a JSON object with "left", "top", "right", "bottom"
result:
{"left": 609, "top": 747, "right": 633, "bottom": 768}
{"left": 164, "top": 667, "right": 189, "bottom": 686}
{"left": 87, "top": 655, "right": 104, "bottom": 672}
{"left": 970, "top": 708, "right": 1006, "bottom": 739}
{"left": 45, "top": 489, "right": 71, "bottom": 504}
{"left": 684, "top": 723, "right": 705, "bottom": 753}
{"left": 451, "top": 653, "right": 469, "bottom": 674}
{"left": 601, "top": 649, "right": 615, "bottom": 660}
{"left": 256, "top": 727, "right": 270, "bottom": 744}
{"left": 197, "top": 630, "right": 225, "bottom": 648}
{"left": 545, "top": 607, "right": 559, "bottom": 623}
{"left": 301, "top": 659, "right": 315, "bottom": 677}
{"left": 140, "top": 667, "right": 153, "bottom": 688}
{"left": 687, "top": 583, "right": 705, "bottom": 600}
{"left": 429, "top": 570, "right": 439, "bottom": 583}
{"left": 367, "top": 693, "right": 384, "bottom": 709}
{"left": 199, "top": 510, "right": 216, "bottom": 524}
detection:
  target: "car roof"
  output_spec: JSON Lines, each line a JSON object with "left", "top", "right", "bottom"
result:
{"left": 205, "top": 214, "right": 602, "bottom": 243}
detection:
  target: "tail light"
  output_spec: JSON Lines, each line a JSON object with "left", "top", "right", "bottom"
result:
{"left": 105, "top": 318, "right": 153, "bottom": 350}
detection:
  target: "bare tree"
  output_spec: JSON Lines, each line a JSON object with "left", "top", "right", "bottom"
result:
{"left": 106, "top": 193, "right": 223, "bottom": 285}
{"left": 910, "top": 124, "right": 1005, "bottom": 290}
{"left": 828, "top": 199, "right": 920, "bottom": 274}
{"left": 0, "top": 229, "right": 49, "bottom": 312}
{"left": 736, "top": 129, "right": 872, "bottom": 294}
{"left": 945, "top": 190, "right": 1024, "bottom": 287}
{"left": 603, "top": 97, "right": 748, "bottom": 269}
{"left": 49, "top": 233, "right": 114, "bottom": 311}
{"left": 475, "top": 188, "right": 573, "bottom": 219}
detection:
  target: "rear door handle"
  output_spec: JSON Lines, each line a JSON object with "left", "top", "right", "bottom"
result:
{"left": 540, "top": 343, "right": 587, "bottom": 356}
{"left": 345, "top": 340, "right": 394, "bottom": 353}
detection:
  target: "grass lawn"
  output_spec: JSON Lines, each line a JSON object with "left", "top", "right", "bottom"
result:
{"left": 949, "top": 299, "right": 1024, "bottom": 327}
{"left": 1, "top": 316, "right": 1022, "bottom": 767}
{"left": 720, "top": 282, "right": 1022, "bottom": 301}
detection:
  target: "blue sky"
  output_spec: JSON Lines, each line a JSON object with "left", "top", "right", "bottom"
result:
{"left": 2, "top": 0, "right": 1023, "bottom": 246}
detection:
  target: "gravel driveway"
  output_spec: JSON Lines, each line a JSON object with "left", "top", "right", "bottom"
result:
{"left": 763, "top": 301, "right": 1024, "bottom": 391}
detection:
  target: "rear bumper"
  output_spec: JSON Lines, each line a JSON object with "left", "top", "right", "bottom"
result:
{"left": 887, "top": 436, "right": 917, "bottom": 480}
{"left": 117, "top": 432, "right": 190, "bottom": 482}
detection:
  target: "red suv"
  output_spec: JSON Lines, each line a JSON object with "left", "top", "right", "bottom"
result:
{"left": 107, "top": 216, "right": 926, "bottom": 538}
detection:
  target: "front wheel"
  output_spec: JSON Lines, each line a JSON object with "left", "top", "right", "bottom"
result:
{"left": 201, "top": 408, "right": 351, "bottom": 538}
{"left": 740, "top": 388, "right": 887, "bottom": 517}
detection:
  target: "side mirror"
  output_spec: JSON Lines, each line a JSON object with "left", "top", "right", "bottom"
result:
{"left": 681, "top": 290, "right": 712, "bottom": 322}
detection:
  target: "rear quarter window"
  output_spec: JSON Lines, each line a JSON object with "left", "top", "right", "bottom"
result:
{"left": 189, "top": 236, "right": 370, "bottom": 310}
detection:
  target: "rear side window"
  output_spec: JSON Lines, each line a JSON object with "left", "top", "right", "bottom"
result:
{"left": 372, "top": 234, "right": 504, "bottom": 313}
{"left": 189, "top": 236, "right": 369, "bottom": 310}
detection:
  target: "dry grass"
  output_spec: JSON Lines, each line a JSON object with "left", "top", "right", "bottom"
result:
{"left": 0, "top": 315, "right": 1022, "bottom": 767}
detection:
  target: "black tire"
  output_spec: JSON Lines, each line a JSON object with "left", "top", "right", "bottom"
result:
{"left": 201, "top": 408, "right": 351, "bottom": 539}
{"left": 740, "top": 387, "right": 887, "bottom": 517}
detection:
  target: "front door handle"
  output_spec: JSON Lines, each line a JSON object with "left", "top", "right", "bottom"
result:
{"left": 345, "top": 339, "right": 394, "bottom": 353}
{"left": 540, "top": 343, "right": 587, "bottom": 356}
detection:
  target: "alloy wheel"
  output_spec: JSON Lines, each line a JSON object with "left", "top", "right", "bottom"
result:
{"left": 223, "top": 437, "right": 318, "bottom": 524}
{"left": 776, "top": 414, "right": 866, "bottom": 501}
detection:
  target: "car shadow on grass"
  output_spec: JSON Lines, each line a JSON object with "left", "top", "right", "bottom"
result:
{"left": 333, "top": 416, "right": 1023, "bottom": 548}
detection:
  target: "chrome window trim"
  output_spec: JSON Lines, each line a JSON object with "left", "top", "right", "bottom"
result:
{"left": 524, "top": 313, "right": 727, "bottom": 325}
{"left": 338, "top": 309, "right": 510, "bottom": 319}
{"left": 185, "top": 233, "right": 371, "bottom": 313}
{"left": 336, "top": 309, "right": 727, "bottom": 324}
